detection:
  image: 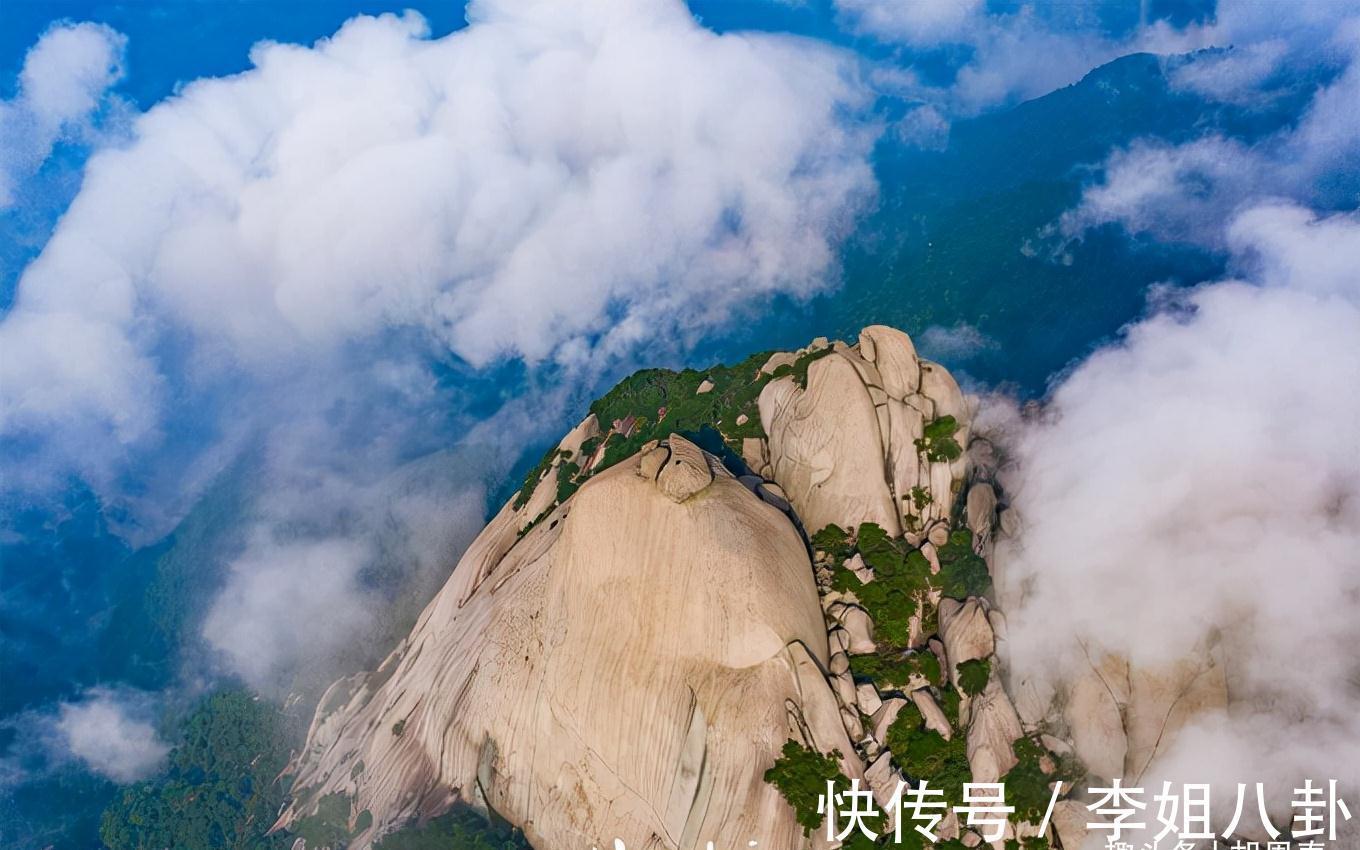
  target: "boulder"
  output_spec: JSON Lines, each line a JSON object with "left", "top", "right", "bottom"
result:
{"left": 964, "top": 678, "right": 1023, "bottom": 784}
{"left": 859, "top": 325, "right": 921, "bottom": 399}
{"left": 840, "top": 606, "right": 877, "bottom": 655}
{"left": 637, "top": 444, "right": 669, "bottom": 481}
{"left": 846, "top": 552, "right": 874, "bottom": 584}
{"left": 869, "top": 698, "right": 908, "bottom": 744}
{"left": 557, "top": 412, "right": 602, "bottom": 459}
{"left": 758, "top": 352, "right": 901, "bottom": 537}
{"left": 1050, "top": 800, "right": 1091, "bottom": 850}
{"left": 939, "top": 598, "right": 995, "bottom": 670}
{"left": 856, "top": 682, "right": 883, "bottom": 716}
{"left": 864, "top": 752, "right": 904, "bottom": 832}
{"left": 760, "top": 351, "right": 798, "bottom": 375}
{"left": 911, "top": 689, "right": 953, "bottom": 741}
{"left": 656, "top": 433, "right": 713, "bottom": 503}
{"left": 278, "top": 448, "right": 856, "bottom": 850}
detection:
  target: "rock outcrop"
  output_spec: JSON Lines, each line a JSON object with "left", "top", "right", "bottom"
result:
{"left": 281, "top": 324, "right": 1204, "bottom": 850}
{"left": 276, "top": 432, "right": 861, "bottom": 850}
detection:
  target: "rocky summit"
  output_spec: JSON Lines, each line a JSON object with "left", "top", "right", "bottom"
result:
{"left": 276, "top": 325, "right": 1228, "bottom": 850}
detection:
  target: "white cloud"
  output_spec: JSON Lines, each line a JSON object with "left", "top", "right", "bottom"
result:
{"left": 1059, "top": 135, "right": 1258, "bottom": 244}
{"left": 1064, "top": 28, "right": 1360, "bottom": 247}
{"left": 918, "top": 322, "right": 995, "bottom": 360}
{"left": 0, "top": 1, "right": 874, "bottom": 525}
{"left": 834, "top": 0, "right": 984, "bottom": 43}
{"left": 0, "top": 21, "right": 126, "bottom": 207}
{"left": 990, "top": 202, "right": 1360, "bottom": 803}
{"left": 203, "top": 537, "right": 376, "bottom": 690}
{"left": 838, "top": 0, "right": 1208, "bottom": 116}
{"left": 54, "top": 688, "right": 169, "bottom": 783}
{"left": 841, "top": 0, "right": 1360, "bottom": 143}
{"left": 0, "top": 0, "right": 876, "bottom": 691}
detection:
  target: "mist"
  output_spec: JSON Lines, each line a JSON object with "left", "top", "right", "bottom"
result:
{"left": 990, "top": 202, "right": 1360, "bottom": 832}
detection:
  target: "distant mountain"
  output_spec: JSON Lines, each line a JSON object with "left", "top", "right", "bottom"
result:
{"left": 792, "top": 51, "right": 1313, "bottom": 392}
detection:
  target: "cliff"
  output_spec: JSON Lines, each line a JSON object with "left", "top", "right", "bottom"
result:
{"left": 275, "top": 325, "right": 1225, "bottom": 850}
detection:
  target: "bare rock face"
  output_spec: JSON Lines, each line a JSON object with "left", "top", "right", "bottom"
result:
{"left": 759, "top": 350, "right": 901, "bottom": 536}
{"left": 965, "top": 678, "right": 1023, "bottom": 784}
{"left": 277, "top": 442, "right": 860, "bottom": 849}
{"left": 1052, "top": 649, "right": 1229, "bottom": 784}
{"left": 758, "top": 325, "right": 970, "bottom": 537}
{"left": 282, "top": 324, "right": 1172, "bottom": 850}
{"left": 940, "top": 598, "right": 995, "bottom": 672}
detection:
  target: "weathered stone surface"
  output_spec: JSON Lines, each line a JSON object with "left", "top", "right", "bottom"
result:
{"left": 1065, "top": 655, "right": 1130, "bottom": 782}
{"left": 846, "top": 552, "right": 874, "bottom": 584}
{"left": 927, "top": 522, "right": 951, "bottom": 547}
{"left": 759, "top": 352, "right": 901, "bottom": 537}
{"left": 1050, "top": 800, "right": 1091, "bottom": 850}
{"left": 856, "top": 682, "right": 883, "bottom": 716}
{"left": 637, "top": 444, "right": 669, "bottom": 481}
{"left": 864, "top": 751, "right": 903, "bottom": 832}
{"left": 279, "top": 450, "right": 857, "bottom": 850}
{"left": 839, "top": 605, "right": 877, "bottom": 655}
{"left": 869, "top": 697, "right": 907, "bottom": 744}
{"left": 656, "top": 433, "right": 713, "bottom": 503}
{"left": 859, "top": 325, "right": 921, "bottom": 399}
{"left": 760, "top": 351, "right": 798, "bottom": 375}
{"left": 558, "top": 413, "right": 601, "bottom": 459}
{"left": 911, "top": 688, "right": 953, "bottom": 741}
{"left": 965, "top": 677, "right": 1023, "bottom": 784}
{"left": 1123, "top": 654, "right": 1228, "bottom": 779}
{"left": 940, "top": 598, "right": 995, "bottom": 671}
{"left": 966, "top": 483, "right": 997, "bottom": 544}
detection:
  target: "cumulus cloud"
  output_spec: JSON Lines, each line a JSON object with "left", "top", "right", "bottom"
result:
{"left": 54, "top": 688, "right": 169, "bottom": 783}
{"left": 0, "top": 0, "right": 876, "bottom": 688}
{"left": 0, "top": 22, "right": 126, "bottom": 207}
{"left": 0, "top": 0, "right": 872, "bottom": 496}
{"left": 990, "top": 202, "right": 1360, "bottom": 819}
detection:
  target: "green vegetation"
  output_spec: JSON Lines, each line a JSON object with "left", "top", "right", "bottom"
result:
{"left": 554, "top": 460, "right": 581, "bottom": 503}
{"left": 391, "top": 719, "right": 406, "bottom": 737}
{"left": 99, "top": 689, "right": 292, "bottom": 850}
{"left": 373, "top": 807, "right": 530, "bottom": 850}
{"left": 849, "top": 648, "right": 941, "bottom": 690}
{"left": 956, "top": 657, "right": 991, "bottom": 697}
{"left": 883, "top": 697, "right": 972, "bottom": 807}
{"left": 589, "top": 350, "right": 774, "bottom": 458}
{"left": 829, "top": 523, "right": 935, "bottom": 648}
{"left": 908, "top": 486, "right": 932, "bottom": 511}
{"left": 767, "top": 346, "right": 835, "bottom": 389}
{"left": 291, "top": 792, "right": 354, "bottom": 848}
{"left": 763, "top": 740, "right": 852, "bottom": 836}
{"left": 937, "top": 529, "right": 991, "bottom": 599}
{"left": 511, "top": 449, "right": 570, "bottom": 510}
{"left": 915, "top": 416, "right": 963, "bottom": 463}
{"left": 509, "top": 349, "right": 782, "bottom": 516}
{"left": 1003, "top": 736, "right": 1082, "bottom": 825}
{"left": 810, "top": 523, "right": 856, "bottom": 560}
